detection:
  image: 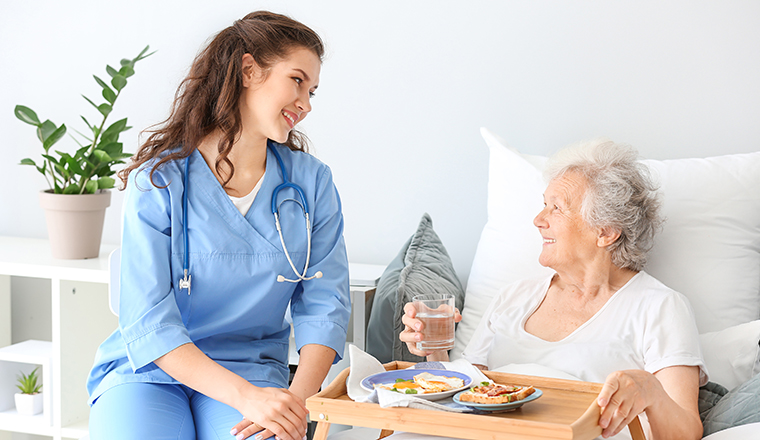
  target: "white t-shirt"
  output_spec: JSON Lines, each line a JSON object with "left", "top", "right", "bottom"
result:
{"left": 462, "top": 271, "right": 708, "bottom": 386}
{"left": 386, "top": 272, "right": 707, "bottom": 440}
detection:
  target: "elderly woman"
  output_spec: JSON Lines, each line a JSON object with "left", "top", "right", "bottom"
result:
{"left": 399, "top": 140, "right": 706, "bottom": 440}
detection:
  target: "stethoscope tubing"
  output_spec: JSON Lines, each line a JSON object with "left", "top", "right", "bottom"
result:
{"left": 269, "top": 145, "right": 309, "bottom": 216}
{"left": 183, "top": 156, "right": 190, "bottom": 276}
{"left": 269, "top": 142, "right": 321, "bottom": 283}
{"left": 179, "top": 142, "right": 321, "bottom": 294}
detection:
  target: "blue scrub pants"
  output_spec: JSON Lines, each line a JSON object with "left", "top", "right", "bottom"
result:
{"left": 89, "top": 382, "right": 244, "bottom": 440}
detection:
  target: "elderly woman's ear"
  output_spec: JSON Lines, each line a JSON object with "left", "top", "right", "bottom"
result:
{"left": 597, "top": 228, "right": 621, "bottom": 247}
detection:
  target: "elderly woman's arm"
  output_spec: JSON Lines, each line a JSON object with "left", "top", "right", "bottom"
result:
{"left": 597, "top": 365, "right": 702, "bottom": 440}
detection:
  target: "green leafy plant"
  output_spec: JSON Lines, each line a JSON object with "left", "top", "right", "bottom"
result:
{"left": 15, "top": 45, "right": 154, "bottom": 194}
{"left": 15, "top": 367, "right": 42, "bottom": 395}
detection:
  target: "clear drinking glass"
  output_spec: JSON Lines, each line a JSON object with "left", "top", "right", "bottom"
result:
{"left": 413, "top": 293, "right": 455, "bottom": 351}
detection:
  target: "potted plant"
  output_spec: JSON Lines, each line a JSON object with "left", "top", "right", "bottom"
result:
{"left": 14, "top": 367, "right": 43, "bottom": 416}
{"left": 15, "top": 45, "right": 153, "bottom": 259}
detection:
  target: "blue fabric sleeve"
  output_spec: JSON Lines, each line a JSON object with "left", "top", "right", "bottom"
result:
{"left": 119, "top": 166, "right": 192, "bottom": 371}
{"left": 290, "top": 166, "right": 351, "bottom": 363}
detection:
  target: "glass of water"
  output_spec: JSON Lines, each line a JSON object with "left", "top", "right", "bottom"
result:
{"left": 412, "top": 293, "right": 455, "bottom": 351}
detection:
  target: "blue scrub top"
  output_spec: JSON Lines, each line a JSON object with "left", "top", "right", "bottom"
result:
{"left": 87, "top": 142, "right": 351, "bottom": 404}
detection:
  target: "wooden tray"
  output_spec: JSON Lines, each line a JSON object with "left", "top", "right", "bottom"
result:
{"left": 306, "top": 361, "right": 645, "bottom": 440}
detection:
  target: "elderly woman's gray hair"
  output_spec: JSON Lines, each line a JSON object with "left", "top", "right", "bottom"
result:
{"left": 544, "top": 139, "right": 663, "bottom": 271}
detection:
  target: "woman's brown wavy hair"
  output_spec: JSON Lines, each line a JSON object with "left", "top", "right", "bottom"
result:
{"left": 119, "top": 11, "right": 324, "bottom": 188}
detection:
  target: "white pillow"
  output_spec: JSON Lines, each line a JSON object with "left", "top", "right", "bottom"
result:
{"left": 451, "top": 128, "right": 552, "bottom": 359}
{"left": 453, "top": 127, "right": 760, "bottom": 368}
{"left": 700, "top": 320, "right": 760, "bottom": 390}
{"left": 645, "top": 155, "right": 760, "bottom": 333}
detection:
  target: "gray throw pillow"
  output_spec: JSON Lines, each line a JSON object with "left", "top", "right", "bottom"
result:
{"left": 702, "top": 372, "right": 760, "bottom": 436}
{"left": 698, "top": 381, "right": 728, "bottom": 422}
{"left": 365, "top": 213, "right": 465, "bottom": 363}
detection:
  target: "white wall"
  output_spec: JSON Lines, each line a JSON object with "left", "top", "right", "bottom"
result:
{"left": 1, "top": 0, "right": 759, "bottom": 283}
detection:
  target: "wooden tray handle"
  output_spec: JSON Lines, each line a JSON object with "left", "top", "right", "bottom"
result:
{"left": 570, "top": 399, "right": 603, "bottom": 439}
{"left": 318, "top": 365, "right": 351, "bottom": 398}
{"left": 570, "top": 399, "right": 646, "bottom": 440}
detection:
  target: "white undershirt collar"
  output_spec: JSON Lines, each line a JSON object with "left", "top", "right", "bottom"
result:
{"left": 228, "top": 172, "right": 265, "bottom": 216}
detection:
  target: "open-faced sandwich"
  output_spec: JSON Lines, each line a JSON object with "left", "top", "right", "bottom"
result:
{"left": 375, "top": 372, "right": 466, "bottom": 395}
{"left": 457, "top": 381, "right": 536, "bottom": 404}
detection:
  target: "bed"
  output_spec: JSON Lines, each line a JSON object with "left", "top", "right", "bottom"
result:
{"left": 337, "top": 128, "right": 760, "bottom": 439}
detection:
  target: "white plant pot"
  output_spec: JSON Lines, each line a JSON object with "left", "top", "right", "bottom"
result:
{"left": 15, "top": 392, "right": 43, "bottom": 416}
{"left": 38, "top": 189, "right": 111, "bottom": 259}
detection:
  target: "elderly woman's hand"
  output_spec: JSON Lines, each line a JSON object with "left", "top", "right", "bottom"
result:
{"left": 399, "top": 302, "right": 462, "bottom": 359}
{"left": 596, "top": 370, "right": 661, "bottom": 438}
{"left": 596, "top": 366, "right": 702, "bottom": 440}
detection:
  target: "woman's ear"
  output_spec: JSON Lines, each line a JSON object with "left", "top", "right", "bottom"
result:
{"left": 597, "top": 227, "right": 621, "bottom": 248}
{"left": 241, "top": 53, "right": 257, "bottom": 87}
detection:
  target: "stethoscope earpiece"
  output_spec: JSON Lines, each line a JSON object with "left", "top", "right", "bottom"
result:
{"left": 277, "top": 270, "right": 323, "bottom": 284}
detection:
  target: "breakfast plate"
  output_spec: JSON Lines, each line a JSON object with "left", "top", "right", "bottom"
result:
{"left": 361, "top": 369, "right": 472, "bottom": 401}
{"left": 453, "top": 388, "right": 543, "bottom": 411}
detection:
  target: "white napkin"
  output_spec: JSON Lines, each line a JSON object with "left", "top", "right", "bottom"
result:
{"left": 345, "top": 345, "right": 490, "bottom": 413}
{"left": 443, "top": 358, "right": 491, "bottom": 385}
{"left": 346, "top": 344, "right": 385, "bottom": 401}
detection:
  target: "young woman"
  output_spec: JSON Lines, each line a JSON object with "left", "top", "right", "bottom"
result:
{"left": 87, "top": 11, "right": 351, "bottom": 440}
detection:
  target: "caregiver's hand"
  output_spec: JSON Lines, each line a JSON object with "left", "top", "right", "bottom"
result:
{"left": 154, "top": 344, "right": 308, "bottom": 440}
{"left": 230, "top": 386, "right": 308, "bottom": 440}
{"left": 596, "top": 369, "right": 660, "bottom": 438}
{"left": 399, "top": 302, "right": 462, "bottom": 359}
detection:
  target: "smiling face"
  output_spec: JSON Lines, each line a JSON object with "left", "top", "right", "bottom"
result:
{"left": 533, "top": 171, "right": 603, "bottom": 272}
{"left": 239, "top": 47, "right": 321, "bottom": 144}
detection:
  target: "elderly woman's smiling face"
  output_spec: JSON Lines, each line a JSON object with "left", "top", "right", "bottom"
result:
{"left": 533, "top": 171, "right": 603, "bottom": 272}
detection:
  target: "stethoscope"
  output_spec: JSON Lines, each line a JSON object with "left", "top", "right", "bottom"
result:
{"left": 178, "top": 141, "right": 322, "bottom": 295}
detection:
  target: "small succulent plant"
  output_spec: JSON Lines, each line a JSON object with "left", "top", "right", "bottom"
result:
{"left": 16, "top": 367, "right": 42, "bottom": 395}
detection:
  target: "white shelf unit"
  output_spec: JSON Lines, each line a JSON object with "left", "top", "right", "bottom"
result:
{"left": 0, "top": 236, "right": 119, "bottom": 440}
{"left": 0, "top": 340, "right": 53, "bottom": 436}
{"left": 0, "top": 235, "right": 385, "bottom": 439}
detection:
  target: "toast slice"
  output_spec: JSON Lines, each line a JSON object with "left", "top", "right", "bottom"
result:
{"left": 458, "top": 383, "right": 536, "bottom": 404}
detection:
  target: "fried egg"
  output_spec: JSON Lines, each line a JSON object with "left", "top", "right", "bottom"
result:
{"left": 375, "top": 380, "right": 426, "bottom": 393}
{"left": 413, "top": 372, "right": 465, "bottom": 392}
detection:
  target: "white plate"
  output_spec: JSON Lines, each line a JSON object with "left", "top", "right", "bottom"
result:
{"left": 361, "top": 369, "right": 472, "bottom": 401}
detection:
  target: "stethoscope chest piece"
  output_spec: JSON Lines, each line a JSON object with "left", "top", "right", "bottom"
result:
{"left": 179, "top": 270, "right": 191, "bottom": 295}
